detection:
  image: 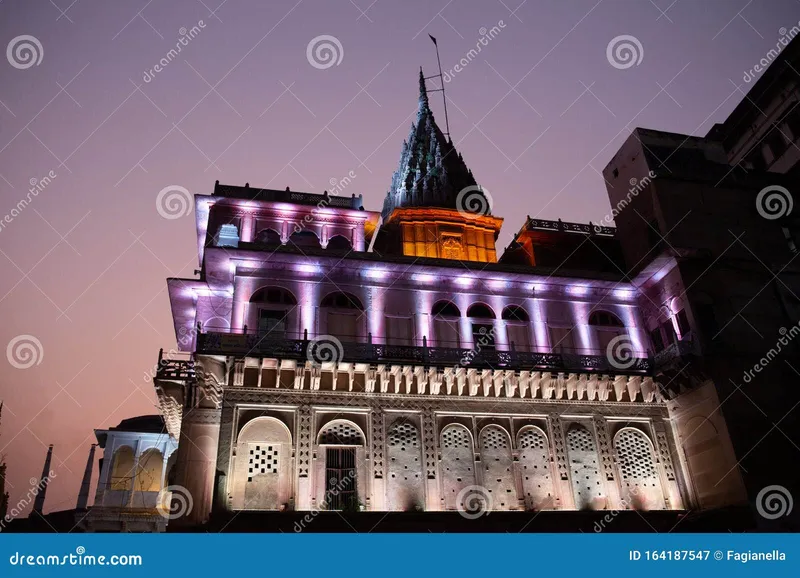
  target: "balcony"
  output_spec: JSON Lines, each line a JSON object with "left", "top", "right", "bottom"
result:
{"left": 653, "top": 337, "right": 695, "bottom": 368}
{"left": 154, "top": 350, "right": 195, "bottom": 381}
{"left": 194, "top": 330, "right": 652, "bottom": 375}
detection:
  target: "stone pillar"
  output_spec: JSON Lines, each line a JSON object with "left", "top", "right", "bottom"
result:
{"left": 593, "top": 416, "right": 621, "bottom": 510}
{"left": 170, "top": 408, "right": 221, "bottom": 527}
{"left": 547, "top": 413, "right": 572, "bottom": 510}
{"left": 296, "top": 404, "right": 313, "bottom": 510}
{"left": 76, "top": 444, "right": 97, "bottom": 510}
{"left": 653, "top": 420, "right": 684, "bottom": 510}
{"left": 241, "top": 213, "right": 255, "bottom": 243}
{"left": 33, "top": 444, "right": 54, "bottom": 514}
{"left": 421, "top": 408, "right": 440, "bottom": 511}
{"left": 369, "top": 408, "right": 385, "bottom": 511}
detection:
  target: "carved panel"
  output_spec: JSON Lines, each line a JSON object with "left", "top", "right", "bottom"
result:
{"left": 593, "top": 416, "right": 615, "bottom": 481}
{"left": 548, "top": 414, "right": 569, "bottom": 481}
{"left": 371, "top": 409, "right": 385, "bottom": 479}
{"left": 297, "top": 405, "right": 312, "bottom": 478}
{"left": 655, "top": 430, "right": 676, "bottom": 482}
{"left": 422, "top": 409, "right": 437, "bottom": 480}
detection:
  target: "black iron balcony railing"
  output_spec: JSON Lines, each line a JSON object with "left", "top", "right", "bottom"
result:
{"left": 194, "top": 330, "right": 652, "bottom": 375}
{"left": 154, "top": 350, "right": 195, "bottom": 381}
{"left": 653, "top": 337, "right": 695, "bottom": 367}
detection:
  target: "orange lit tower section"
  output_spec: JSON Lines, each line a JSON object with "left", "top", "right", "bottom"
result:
{"left": 379, "top": 70, "right": 502, "bottom": 263}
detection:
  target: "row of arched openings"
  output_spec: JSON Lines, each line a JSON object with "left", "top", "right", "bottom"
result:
{"left": 229, "top": 416, "right": 665, "bottom": 512}
{"left": 109, "top": 447, "right": 170, "bottom": 493}
{"left": 255, "top": 228, "right": 353, "bottom": 251}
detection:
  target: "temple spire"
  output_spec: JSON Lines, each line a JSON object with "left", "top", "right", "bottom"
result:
{"left": 76, "top": 444, "right": 97, "bottom": 511}
{"left": 418, "top": 67, "right": 429, "bottom": 114}
{"left": 382, "top": 69, "right": 480, "bottom": 219}
{"left": 32, "top": 444, "right": 53, "bottom": 515}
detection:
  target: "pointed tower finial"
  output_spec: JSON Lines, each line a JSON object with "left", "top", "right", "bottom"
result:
{"left": 418, "top": 67, "right": 429, "bottom": 113}
{"left": 33, "top": 444, "right": 53, "bottom": 515}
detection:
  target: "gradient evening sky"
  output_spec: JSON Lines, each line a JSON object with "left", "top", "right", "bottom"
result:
{"left": 0, "top": 0, "right": 797, "bottom": 517}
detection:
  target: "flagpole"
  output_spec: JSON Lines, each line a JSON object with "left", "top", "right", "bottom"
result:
{"left": 427, "top": 34, "right": 451, "bottom": 139}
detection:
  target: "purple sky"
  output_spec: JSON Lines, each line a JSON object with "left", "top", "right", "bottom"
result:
{"left": 0, "top": 0, "right": 797, "bottom": 518}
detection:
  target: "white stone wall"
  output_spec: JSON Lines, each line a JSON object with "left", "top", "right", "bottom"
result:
{"left": 517, "top": 426, "right": 555, "bottom": 510}
{"left": 439, "top": 424, "right": 477, "bottom": 510}
{"left": 385, "top": 418, "right": 425, "bottom": 511}
{"left": 565, "top": 423, "right": 605, "bottom": 510}
{"left": 478, "top": 426, "right": 517, "bottom": 510}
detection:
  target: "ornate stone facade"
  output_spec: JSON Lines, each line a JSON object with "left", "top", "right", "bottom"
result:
{"left": 150, "top": 69, "right": 747, "bottom": 526}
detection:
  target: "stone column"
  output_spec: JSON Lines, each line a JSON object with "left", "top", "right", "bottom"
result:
{"left": 369, "top": 408, "right": 385, "bottom": 511}
{"left": 171, "top": 407, "right": 221, "bottom": 527}
{"left": 653, "top": 420, "right": 684, "bottom": 510}
{"left": 593, "top": 416, "right": 621, "bottom": 510}
{"left": 296, "top": 404, "right": 313, "bottom": 510}
{"left": 421, "top": 408, "right": 440, "bottom": 511}
{"left": 547, "top": 413, "right": 572, "bottom": 510}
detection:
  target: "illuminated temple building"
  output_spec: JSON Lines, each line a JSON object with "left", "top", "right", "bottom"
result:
{"left": 80, "top": 59, "right": 800, "bottom": 531}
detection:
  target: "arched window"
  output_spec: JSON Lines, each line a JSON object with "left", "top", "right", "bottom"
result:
{"left": 566, "top": 424, "right": 604, "bottom": 510}
{"left": 233, "top": 417, "right": 293, "bottom": 511}
{"left": 517, "top": 427, "right": 554, "bottom": 510}
{"left": 467, "top": 303, "right": 495, "bottom": 350}
{"left": 589, "top": 310, "right": 624, "bottom": 327}
{"left": 110, "top": 446, "right": 135, "bottom": 491}
{"left": 250, "top": 287, "right": 297, "bottom": 338}
{"left": 589, "top": 310, "right": 628, "bottom": 356}
{"left": 134, "top": 448, "right": 164, "bottom": 493}
{"left": 318, "top": 420, "right": 363, "bottom": 511}
{"left": 320, "top": 292, "right": 363, "bottom": 310}
{"left": 503, "top": 305, "right": 530, "bottom": 350}
{"left": 467, "top": 303, "right": 495, "bottom": 319}
{"left": 614, "top": 428, "right": 665, "bottom": 510}
{"left": 318, "top": 420, "right": 364, "bottom": 445}
{"left": 386, "top": 420, "right": 424, "bottom": 511}
{"left": 431, "top": 301, "right": 460, "bottom": 348}
{"left": 255, "top": 228, "right": 281, "bottom": 245}
{"left": 321, "top": 292, "right": 363, "bottom": 343}
{"left": 432, "top": 301, "right": 460, "bottom": 318}
{"left": 250, "top": 286, "right": 297, "bottom": 305}
{"left": 479, "top": 426, "right": 515, "bottom": 510}
{"left": 326, "top": 235, "right": 352, "bottom": 252}
{"left": 502, "top": 305, "right": 529, "bottom": 322}
{"left": 289, "top": 230, "right": 320, "bottom": 248}
{"left": 440, "top": 424, "right": 475, "bottom": 510}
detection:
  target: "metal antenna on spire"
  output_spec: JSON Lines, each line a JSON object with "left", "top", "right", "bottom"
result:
{"left": 426, "top": 34, "right": 451, "bottom": 139}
